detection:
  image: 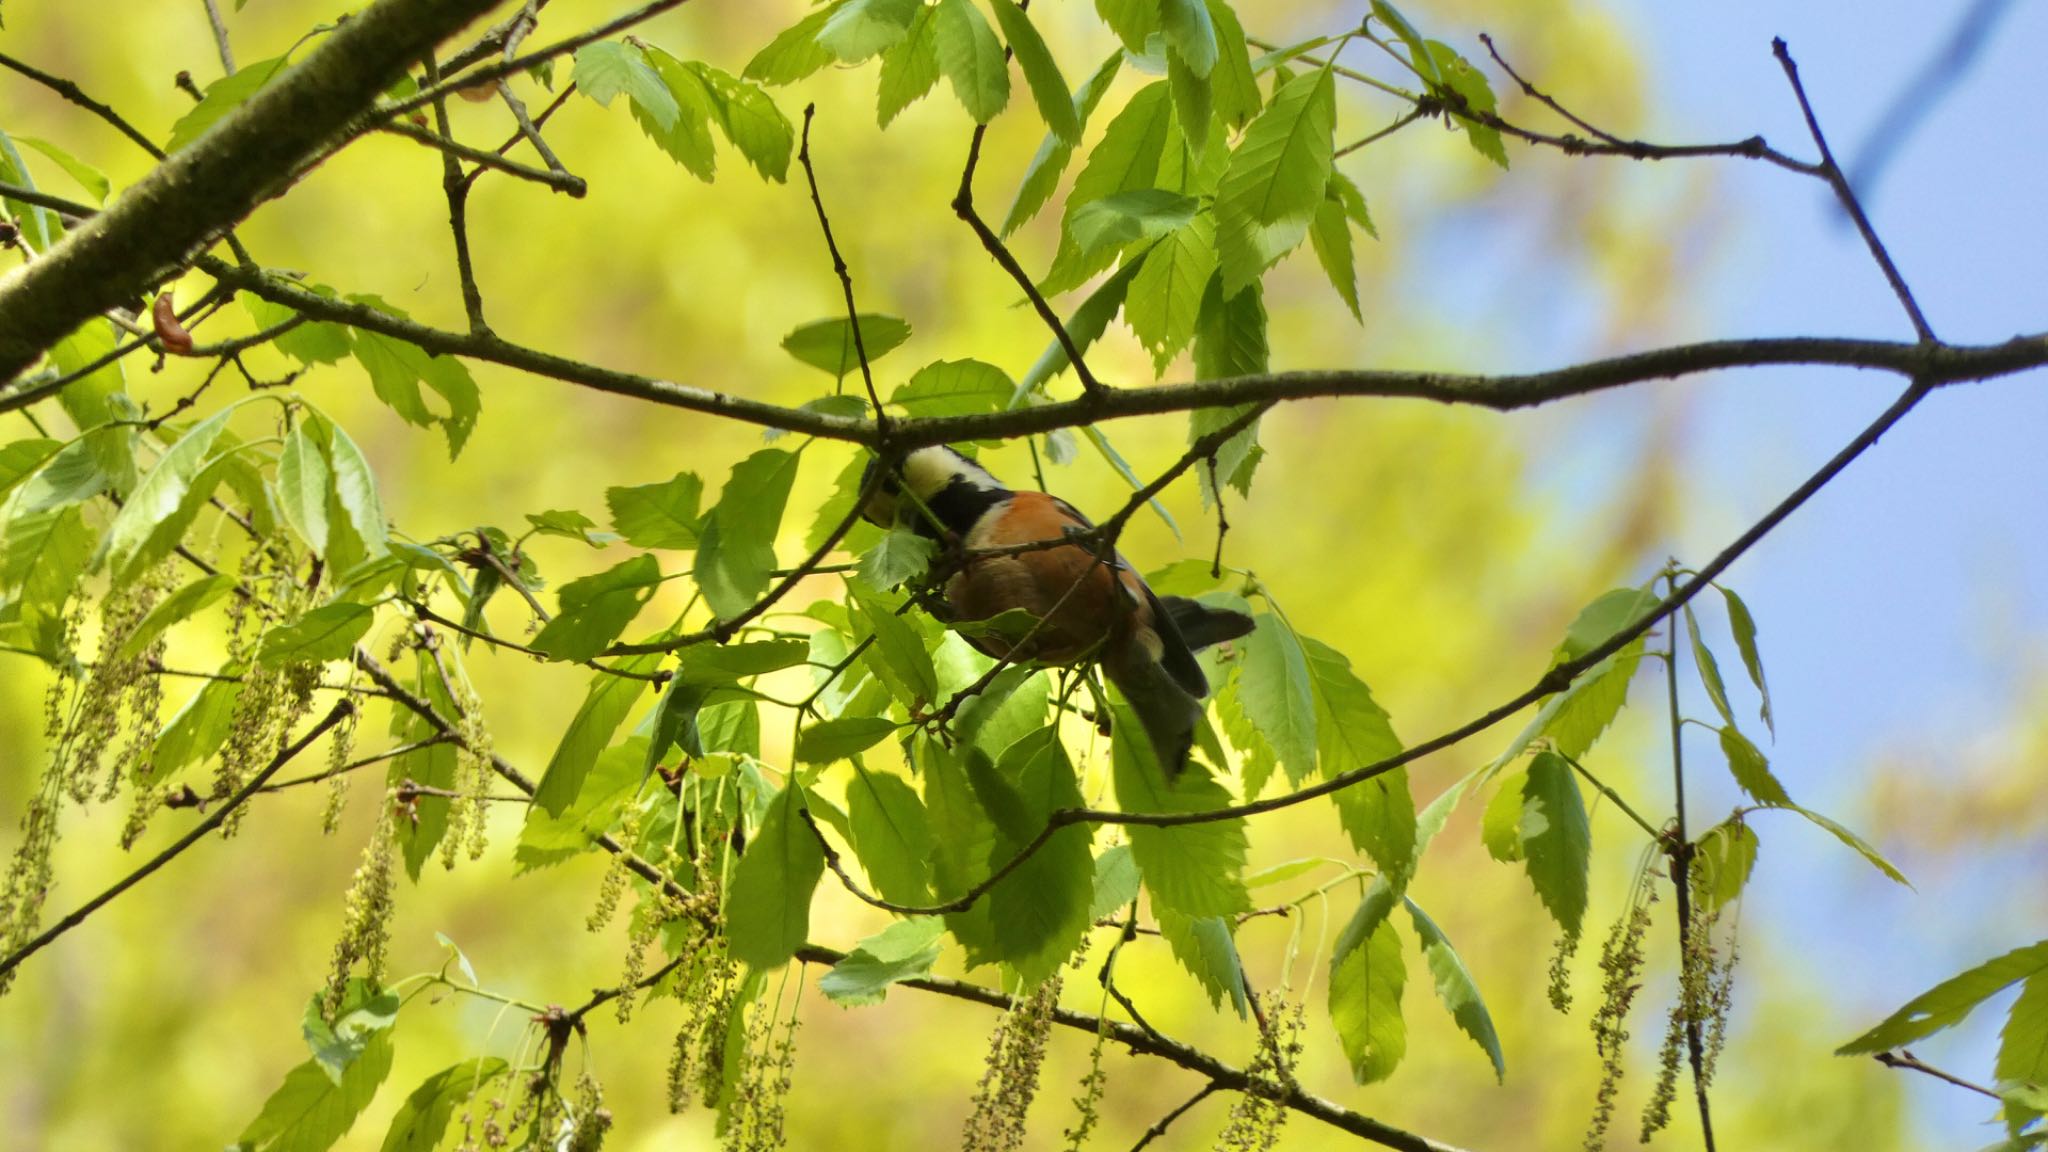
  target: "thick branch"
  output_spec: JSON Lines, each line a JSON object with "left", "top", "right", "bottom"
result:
{"left": 0, "top": 0, "right": 507, "bottom": 378}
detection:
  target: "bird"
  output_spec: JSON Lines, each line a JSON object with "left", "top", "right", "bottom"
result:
{"left": 859, "top": 445, "right": 1254, "bottom": 776}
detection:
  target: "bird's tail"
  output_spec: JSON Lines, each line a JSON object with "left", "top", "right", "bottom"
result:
{"left": 1157, "top": 595, "right": 1255, "bottom": 652}
{"left": 1103, "top": 643, "right": 1202, "bottom": 779}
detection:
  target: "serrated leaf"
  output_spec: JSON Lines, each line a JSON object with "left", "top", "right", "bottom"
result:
{"left": 1424, "top": 41, "right": 1507, "bottom": 168}
{"left": 307, "top": 412, "right": 388, "bottom": 559}
{"left": 152, "top": 667, "right": 243, "bottom": 781}
{"left": 1041, "top": 81, "right": 1172, "bottom": 293}
{"left": 378, "top": 1058, "right": 509, "bottom": 1152}
{"left": 167, "top": 55, "right": 291, "bottom": 152}
{"left": 117, "top": 573, "right": 236, "bottom": 661}
{"left": 1370, "top": 0, "right": 1437, "bottom": 82}
{"left": 877, "top": 3, "right": 942, "bottom": 126}
{"left": 1236, "top": 613, "right": 1316, "bottom": 784}
{"left": 725, "top": 782, "right": 827, "bottom": 969}
{"left": 47, "top": 322, "right": 137, "bottom": 493}
{"left": 1069, "top": 188, "right": 1201, "bottom": 257}
{"left": 525, "top": 508, "right": 617, "bottom": 547}
{"left": 1719, "top": 586, "right": 1774, "bottom": 736}
{"left": 933, "top": 0, "right": 1010, "bottom": 123}
{"left": 277, "top": 422, "right": 331, "bottom": 557}
{"left": 528, "top": 554, "right": 661, "bottom": 661}
{"left": 745, "top": 1, "right": 846, "bottom": 85}
{"left": 1215, "top": 65, "right": 1335, "bottom": 296}
{"left": 1089, "top": 843, "right": 1142, "bottom": 919}
{"left": 1095, "top": 0, "right": 1158, "bottom": 51}
{"left": 1001, "top": 50, "right": 1122, "bottom": 236}
{"left": 795, "top": 716, "right": 901, "bottom": 763}
{"left": 693, "top": 62, "right": 796, "bottom": 182}
{"left": 1329, "top": 878, "right": 1406, "bottom": 1084}
{"left": 819, "top": 917, "right": 945, "bottom": 1005}
{"left": 781, "top": 314, "right": 913, "bottom": 377}
{"left": 1017, "top": 254, "right": 1144, "bottom": 396}
{"left": 1113, "top": 704, "right": 1249, "bottom": 917}
{"left": 607, "top": 471, "right": 703, "bottom": 549}
{"left": 850, "top": 581, "right": 939, "bottom": 706}
{"left": 856, "top": 528, "right": 936, "bottom": 591}
{"left": 96, "top": 402, "right": 241, "bottom": 584}
{"left": 1309, "top": 185, "right": 1362, "bottom": 320}
{"left": 256, "top": 603, "right": 374, "bottom": 666}
{"left": 1192, "top": 267, "right": 1267, "bottom": 379}
{"left": 629, "top": 45, "right": 719, "bottom": 179}
{"left": 846, "top": 770, "right": 934, "bottom": 904}
{"left": 242, "top": 290, "right": 352, "bottom": 365}
{"left": 989, "top": 0, "right": 1077, "bottom": 144}
{"left": 1302, "top": 635, "right": 1415, "bottom": 889}
{"left": 237, "top": 1033, "right": 393, "bottom": 1152}
{"left": 1521, "top": 751, "right": 1590, "bottom": 938}
{"left": 16, "top": 135, "right": 109, "bottom": 204}
{"left": 532, "top": 653, "right": 661, "bottom": 814}
{"left": 1125, "top": 215, "right": 1216, "bottom": 372}
{"left": 1997, "top": 975, "right": 2048, "bottom": 1134}
{"left": 695, "top": 449, "right": 800, "bottom": 621}
{"left": 1158, "top": 909, "right": 1249, "bottom": 1017}
{"left": 516, "top": 738, "right": 647, "bottom": 870}
{"left": 1788, "top": 804, "right": 1910, "bottom": 886}
{"left": 1406, "top": 896, "right": 1504, "bottom": 1081}
{"left": 1685, "top": 605, "right": 1736, "bottom": 726}
{"left": 574, "top": 41, "right": 677, "bottom": 128}
{"left": 1204, "top": 0, "right": 1261, "bottom": 129}
{"left": 1167, "top": 47, "right": 1212, "bottom": 153}
{"left": 818, "top": 0, "right": 922, "bottom": 62}
{"left": 1839, "top": 940, "right": 2048, "bottom": 1054}
{"left": 890, "top": 358, "right": 1014, "bottom": 418}
{"left": 973, "top": 730, "right": 1094, "bottom": 984}
{"left": 1719, "top": 724, "right": 1791, "bottom": 807}
{"left": 1690, "top": 819, "right": 1758, "bottom": 916}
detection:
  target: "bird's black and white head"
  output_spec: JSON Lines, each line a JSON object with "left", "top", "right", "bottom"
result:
{"left": 860, "top": 446, "right": 1010, "bottom": 539}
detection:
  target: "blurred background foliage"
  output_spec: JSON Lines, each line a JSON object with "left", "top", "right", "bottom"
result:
{"left": 0, "top": 0, "right": 2034, "bottom": 1148}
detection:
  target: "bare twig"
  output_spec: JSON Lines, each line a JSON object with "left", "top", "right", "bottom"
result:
{"left": 381, "top": 0, "right": 691, "bottom": 123}
{"left": 380, "top": 120, "right": 588, "bottom": 196}
{"left": 1130, "top": 1083, "right": 1222, "bottom": 1151}
{"left": 1872, "top": 1050, "right": 2006, "bottom": 1102}
{"left": 797, "top": 105, "right": 886, "bottom": 422}
{"left": 0, "top": 700, "right": 354, "bottom": 983}
{"left": 0, "top": 50, "right": 167, "bottom": 160}
{"left": 422, "top": 52, "right": 491, "bottom": 334}
{"left": 260, "top": 735, "right": 458, "bottom": 792}
{"left": 201, "top": 0, "right": 237, "bottom": 75}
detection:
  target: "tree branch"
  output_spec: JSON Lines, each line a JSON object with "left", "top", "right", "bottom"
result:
{"left": 0, "top": 0, "right": 507, "bottom": 379}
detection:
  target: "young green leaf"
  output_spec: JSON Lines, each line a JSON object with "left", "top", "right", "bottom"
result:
{"left": 1996, "top": 974, "right": 2048, "bottom": 1134}
{"left": 607, "top": 471, "right": 704, "bottom": 549}
{"left": 628, "top": 46, "right": 718, "bottom": 179}
{"left": 1369, "top": 0, "right": 1437, "bottom": 82}
{"left": 695, "top": 449, "right": 801, "bottom": 621}
{"left": 242, "top": 288, "right": 353, "bottom": 365}
{"left": 237, "top": 1034, "right": 393, "bottom": 1152}
{"left": 1685, "top": 605, "right": 1737, "bottom": 726}
{"left": 1069, "top": 188, "right": 1202, "bottom": 256}
{"left": 795, "top": 716, "right": 902, "bottom": 763}
{"left": 525, "top": 509, "right": 618, "bottom": 547}
{"left": 1407, "top": 896, "right": 1505, "bottom": 1081}
{"left": 1309, "top": 181, "right": 1362, "bottom": 320}
{"left": 817, "top": 0, "right": 922, "bottom": 63}
{"left": 152, "top": 668, "right": 244, "bottom": 781}
{"left": 850, "top": 581, "right": 939, "bottom": 706}
{"left": 1125, "top": 215, "right": 1217, "bottom": 372}
{"left": 95, "top": 401, "right": 241, "bottom": 584}
{"left": 1329, "top": 878, "right": 1407, "bottom": 1084}
{"left": 1719, "top": 585, "right": 1775, "bottom": 736}
{"left": 1302, "top": 635, "right": 1416, "bottom": 890}
{"left": 1215, "top": 65, "right": 1336, "bottom": 296}
{"left": 932, "top": 0, "right": 1010, "bottom": 124}
{"left": 1719, "top": 724, "right": 1792, "bottom": 807}
{"left": 1112, "top": 705, "right": 1250, "bottom": 917}
{"left": 1838, "top": 939, "right": 2048, "bottom": 1054}
{"left": 1787, "top": 804, "right": 1910, "bottom": 886}
{"left": 256, "top": 602, "right": 375, "bottom": 666}
{"left": 528, "top": 554, "right": 662, "bottom": 662}
{"left": 856, "top": 528, "right": 936, "bottom": 591}
{"left": 819, "top": 917, "right": 946, "bottom": 1006}
{"left": 1424, "top": 41, "right": 1507, "bottom": 168}
{"left": 989, "top": 0, "right": 1078, "bottom": 144}
{"left": 1204, "top": 0, "right": 1261, "bottom": 129}
{"left": 877, "top": 2, "right": 942, "bottom": 126}
{"left": 1157, "top": 909, "right": 1250, "bottom": 1017}
{"left": 1089, "top": 843, "right": 1142, "bottom": 919}
{"left": 167, "top": 55, "right": 292, "bottom": 152}
{"left": 379, "top": 1058, "right": 510, "bottom": 1152}
{"left": 1040, "top": 81, "right": 1173, "bottom": 293}
{"left": 313, "top": 414, "right": 390, "bottom": 559}
{"left": 277, "top": 421, "right": 332, "bottom": 557}
{"left": 116, "top": 573, "right": 237, "bottom": 662}
{"left": 17, "top": 135, "right": 110, "bottom": 204}
{"left": 1001, "top": 50, "right": 1123, "bottom": 236}
{"left": 1521, "top": 751, "right": 1591, "bottom": 939}
{"left": 970, "top": 730, "right": 1094, "bottom": 985}
{"left": 692, "top": 63, "right": 797, "bottom": 182}
{"left": 890, "top": 358, "right": 1014, "bottom": 418}
{"left": 1160, "top": 0, "right": 1219, "bottom": 78}
{"left": 1236, "top": 612, "right": 1318, "bottom": 785}
{"left": 517, "top": 738, "right": 648, "bottom": 870}
{"left": 725, "top": 782, "right": 828, "bottom": 969}
{"left": 846, "top": 770, "right": 935, "bottom": 904}
{"left": 1094, "top": 0, "right": 1159, "bottom": 51}
{"left": 531, "top": 653, "right": 661, "bottom": 814}
{"left": 573, "top": 41, "right": 678, "bottom": 129}
{"left": 1167, "top": 46, "right": 1213, "bottom": 154}
{"left": 745, "top": 1, "right": 846, "bottom": 85}
{"left": 1690, "top": 818, "right": 1759, "bottom": 916}
{"left": 781, "top": 314, "right": 913, "bottom": 377}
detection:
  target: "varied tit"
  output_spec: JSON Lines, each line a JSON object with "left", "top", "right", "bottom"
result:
{"left": 859, "top": 445, "right": 1254, "bottom": 776}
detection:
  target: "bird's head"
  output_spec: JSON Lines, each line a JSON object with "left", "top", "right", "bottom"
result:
{"left": 860, "top": 446, "right": 1007, "bottom": 535}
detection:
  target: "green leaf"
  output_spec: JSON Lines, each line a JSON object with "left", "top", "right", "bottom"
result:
{"left": 890, "top": 358, "right": 1014, "bottom": 418}
{"left": 1838, "top": 940, "right": 2048, "bottom": 1054}
{"left": 849, "top": 582, "right": 939, "bottom": 706}
{"left": 932, "top": 0, "right": 1010, "bottom": 123}
{"left": 1309, "top": 183, "right": 1362, "bottom": 320}
{"left": 1089, "top": 843, "right": 1142, "bottom": 919}
{"left": 47, "top": 321, "right": 138, "bottom": 493}
{"left": 607, "top": 471, "right": 704, "bottom": 549}
{"left": 1997, "top": 975, "right": 2048, "bottom": 1134}
{"left": 1041, "top": 80, "right": 1173, "bottom": 293}
{"left": 16, "top": 135, "right": 110, "bottom": 204}
{"left": 628, "top": 46, "right": 718, "bottom": 179}
{"left": 303, "top": 984, "right": 399, "bottom": 1081}
{"left": 242, "top": 289, "right": 352, "bottom": 365}
{"left": 1719, "top": 724, "right": 1791, "bottom": 807}
{"left": 921, "top": 739, "right": 1003, "bottom": 961}
{"left": 525, "top": 508, "right": 618, "bottom": 547}
{"left": 1189, "top": 282, "right": 1268, "bottom": 497}
{"left": 1406, "top": 896, "right": 1504, "bottom": 1081}
{"left": 725, "top": 782, "right": 827, "bottom": 969}
{"left": 846, "top": 770, "right": 934, "bottom": 904}
{"left": 817, "top": 0, "right": 922, "bottom": 63}
{"left": 1001, "top": 50, "right": 1123, "bottom": 236}
{"left": 573, "top": 41, "right": 678, "bottom": 129}
{"left": 1302, "top": 635, "right": 1415, "bottom": 890}
{"left": 1095, "top": 0, "right": 1159, "bottom": 51}
{"left": 692, "top": 63, "right": 796, "bottom": 182}
{"left": 1215, "top": 65, "right": 1335, "bottom": 296}
{"left": 819, "top": 917, "right": 946, "bottom": 1006}
{"left": 857, "top": 528, "right": 936, "bottom": 591}
{"left": 1685, "top": 605, "right": 1736, "bottom": 727}
{"left": 781, "top": 314, "right": 913, "bottom": 377}
{"left": 695, "top": 449, "right": 800, "bottom": 621}
{"left": 1235, "top": 612, "right": 1317, "bottom": 784}
{"left": 683, "top": 639, "right": 812, "bottom": 681}
{"left": 0, "top": 504, "right": 90, "bottom": 657}
{"left": 1370, "top": 0, "right": 1437, "bottom": 82}
{"left": 988, "top": 0, "right": 1076, "bottom": 144}
{"left": 877, "top": 3, "right": 943, "bottom": 126}
{"left": 1329, "top": 878, "right": 1406, "bottom": 1084}
{"left": 117, "top": 573, "right": 236, "bottom": 661}
{"left": 346, "top": 318, "right": 479, "bottom": 458}
{"left": 529, "top": 554, "right": 662, "bottom": 661}
{"left": 1425, "top": 41, "right": 1507, "bottom": 168}
{"left": 388, "top": 650, "right": 462, "bottom": 878}
{"left": 277, "top": 422, "right": 332, "bottom": 557}
{"left": 1690, "top": 819, "right": 1758, "bottom": 916}
{"left": 531, "top": 653, "right": 661, "bottom": 814}
{"left": 1125, "top": 215, "right": 1217, "bottom": 372}
{"left": 979, "top": 729, "right": 1094, "bottom": 985}
{"left": 1204, "top": 0, "right": 1261, "bottom": 130}
{"left": 378, "top": 1059, "right": 509, "bottom": 1152}
{"left": 1492, "top": 585, "right": 1657, "bottom": 767}
{"left": 96, "top": 401, "right": 240, "bottom": 584}
{"left": 152, "top": 668, "right": 244, "bottom": 781}
{"left": 311, "top": 413, "right": 389, "bottom": 559}
{"left": 1787, "top": 804, "right": 1910, "bottom": 886}
{"left": 1017, "top": 254, "right": 1145, "bottom": 395}
{"left": 516, "top": 738, "right": 647, "bottom": 870}
{"left": 237, "top": 1033, "right": 393, "bottom": 1152}
{"left": 795, "top": 716, "right": 901, "bottom": 763}
{"left": 1069, "top": 188, "right": 1202, "bottom": 256}
{"left": 1160, "top": 0, "right": 1219, "bottom": 77}
{"left": 1112, "top": 705, "right": 1249, "bottom": 917}
{"left": 168, "top": 55, "right": 291, "bottom": 152}
{"left": 256, "top": 603, "right": 374, "bottom": 666}
{"left": 1719, "top": 585, "right": 1775, "bottom": 736}
{"left": 1157, "top": 909, "right": 1249, "bottom": 1017}
{"left": 745, "top": 2, "right": 846, "bottom": 85}
{"left": 1520, "top": 751, "right": 1591, "bottom": 938}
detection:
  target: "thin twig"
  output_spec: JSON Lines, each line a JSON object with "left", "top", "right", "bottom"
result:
{"left": 0, "top": 50, "right": 167, "bottom": 160}
{"left": 1772, "top": 38, "right": 1937, "bottom": 343}
{"left": 797, "top": 105, "right": 886, "bottom": 422}
{"left": 421, "top": 53, "right": 490, "bottom": 334}
{"left": 201, "top": 0, "right": 237, "bottom": 75}
{"left": 0, "top": 699, "right": 353, "bottom": 983}
{"left": 380, "top": 0, "right": 691, "bottom": 124}
{"left": 260, "top": 735, "right": 457, "bottom": 792}
{"left": 380, "top": 120, "right": 588, "bottom": 196}
{"left": 1130, "top": 1083, "right": 1222, "bottom": 1151}
{"left": 1873, "top": 1050, "right": 2007, "bottom": 1102}
{"left": 494, "top": 80, "right": 574, "bottom": 182}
